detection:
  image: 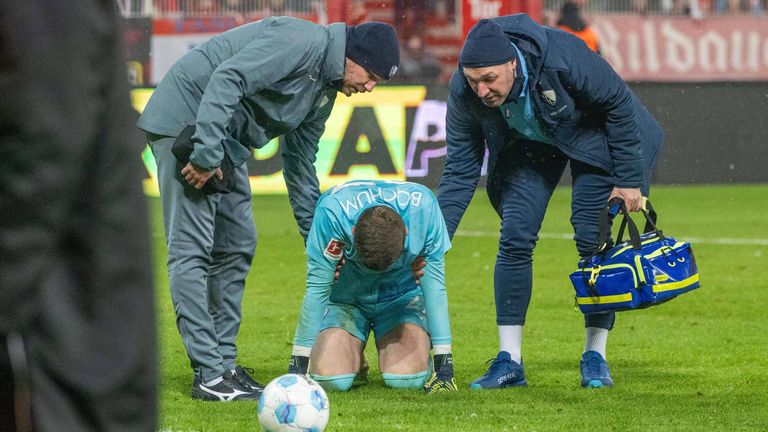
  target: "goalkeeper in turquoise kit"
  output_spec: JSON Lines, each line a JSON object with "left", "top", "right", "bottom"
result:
{"left": 288, "top": 180, "right": 456, "bottom": 394}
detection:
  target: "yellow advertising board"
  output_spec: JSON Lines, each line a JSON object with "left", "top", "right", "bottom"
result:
{"left": 130, "top": 87, "right": 427, "bottom": 195}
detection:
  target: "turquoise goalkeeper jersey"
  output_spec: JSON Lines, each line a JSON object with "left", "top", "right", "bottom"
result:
{"left": 293, "top": 180, "right": 452, "bottom": 350}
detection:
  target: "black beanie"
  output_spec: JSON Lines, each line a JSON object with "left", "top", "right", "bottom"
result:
{"left": 459, "top": 19, "right": 517, "bottom": 68}
{"left": 345, "top": 22, "right": 400, "bottom": 80}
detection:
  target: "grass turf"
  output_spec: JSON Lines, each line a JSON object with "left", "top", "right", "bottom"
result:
{"left": 151, "top": 184, "right": 768, "bottom": 431}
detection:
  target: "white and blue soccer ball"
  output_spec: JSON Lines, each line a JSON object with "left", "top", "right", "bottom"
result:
{"left": 257, "top": 374, "right": 330, "bottom": 432}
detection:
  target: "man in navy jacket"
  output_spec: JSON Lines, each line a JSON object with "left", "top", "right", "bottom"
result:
{"left": 437, "top": 15, "right": 663, "bottom": 389}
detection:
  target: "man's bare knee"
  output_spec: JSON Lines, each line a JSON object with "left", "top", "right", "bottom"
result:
{"left": 310, "top": 328, "right": 363, "bottom": 376}
{"left": 378, "top": 324, "right": 430, "bottom": 374}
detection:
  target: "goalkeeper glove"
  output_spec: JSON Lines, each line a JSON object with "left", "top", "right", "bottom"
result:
{"left": 424, "top": 353, "right": 457, "bottom": 395}
{"left": 288, "top": 355, "right": 309, "bottom": 375}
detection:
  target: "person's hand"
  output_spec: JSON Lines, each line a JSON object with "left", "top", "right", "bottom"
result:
{"left": 424, "top": 353, "right": 457, "bottom": 395}
{"left": 288, "top": 355, "right": 309, "bottom": 375}
{"left": 609, "top": 187, "right": 644, "bottom": 212}
{"left": 334, "top": 257, "right": 346, "bottom": 282}
{"left": 411, "top": 256, "right": 426, "bottom": 285}
{"left": 181, "top": 162, "right": 222, "bottom": 189}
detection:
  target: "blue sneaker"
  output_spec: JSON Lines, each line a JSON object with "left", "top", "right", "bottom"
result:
{"left": 580, "top": 351, "right": 614, "bottom": 388}
{"left": 469, "top": 352, "right": 527, "bottom": 389}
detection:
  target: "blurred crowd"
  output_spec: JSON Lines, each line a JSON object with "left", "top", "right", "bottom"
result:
{"left": 545, "top": 0, "right": 765, "bottom": 17}
{"left": 136, "top": 0, "right": 766, "bottom": 17}
{"left": 146, "top": 0, "right": 317, "bottom": 16}
{"left": 119, "top": 0, "right": 766, "bottom": 85}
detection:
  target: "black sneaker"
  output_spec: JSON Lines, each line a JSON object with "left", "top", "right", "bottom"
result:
{"left": 233, "top": 365, "right": 264, "bottom": 393}
{"left": 191, "top": 371, "right": 260, "bottom": 401}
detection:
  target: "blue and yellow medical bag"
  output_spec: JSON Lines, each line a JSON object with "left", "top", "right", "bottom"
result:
{"left": 570, "top": 198, "right": 700, "bottom": 314}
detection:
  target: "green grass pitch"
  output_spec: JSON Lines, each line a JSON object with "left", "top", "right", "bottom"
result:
{"left": 151, "top": 184, "right": 768, "bottom": 431}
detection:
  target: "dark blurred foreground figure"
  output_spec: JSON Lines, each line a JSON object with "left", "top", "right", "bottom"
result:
{"left": 557, "top": 1, "right": 600, "bottom": 53}
{"left": 0, "top": 1, "right": 157, "bottom": 431}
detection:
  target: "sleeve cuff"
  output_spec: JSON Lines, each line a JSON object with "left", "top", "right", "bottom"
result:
{"left": 612, "top": 159, "right": 644, "bottom": 188}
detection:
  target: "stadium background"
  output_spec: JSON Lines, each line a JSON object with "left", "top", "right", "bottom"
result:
{"left": 122, "top": 0, "right": 768, "bottom": 195}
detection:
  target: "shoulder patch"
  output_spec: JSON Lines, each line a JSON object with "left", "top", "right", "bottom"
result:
{"left": 323, "top": 238, "right": 345, "bottom": 260}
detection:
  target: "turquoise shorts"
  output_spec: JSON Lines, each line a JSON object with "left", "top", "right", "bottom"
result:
{"left": 319, "top": 288, "right": 428, "bottom": 344}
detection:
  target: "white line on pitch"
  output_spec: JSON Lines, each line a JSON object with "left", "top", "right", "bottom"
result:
{"left": 454, "top": 230, "right": 768, "bottom": 246}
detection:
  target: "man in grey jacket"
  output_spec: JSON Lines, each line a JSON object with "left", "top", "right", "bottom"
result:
{"left": 137, "top": 17, "right": 400, "bottom": 401}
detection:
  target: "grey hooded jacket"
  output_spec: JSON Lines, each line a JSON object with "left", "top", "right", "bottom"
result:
{"left": 138, "top": 16, "right": 346, "bottom": 238}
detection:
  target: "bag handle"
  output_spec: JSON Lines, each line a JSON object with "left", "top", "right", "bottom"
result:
{"left": 640, "top": 199, "right": 661, "bottom": 236}
{"left": 597, "top": 197, "right": 650, "bottom": 252}
{"left": 599, "top": 197, "right": 666, "bottom": 253}
{"left": 616, "top": 198, "right": 665, "bottom": 244}
{"left": 597, "top": 196, "right": 668, "bottom": 256}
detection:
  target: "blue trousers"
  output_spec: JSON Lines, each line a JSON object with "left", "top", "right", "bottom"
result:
{"left": 493, "top": 140, "right": 656, "bottom": 330}
{"left": 148, "top": 134, "right": 256, "bottom": 382}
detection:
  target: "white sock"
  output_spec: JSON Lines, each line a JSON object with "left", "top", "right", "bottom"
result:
{"left": 203, "top": 376, "right": 224, "bottom": 387}
{"left": 498, "top": 325, "right": 523, "bottom": 363}
{"left": 584, "top": 327, "right": 609, "bottom": 359}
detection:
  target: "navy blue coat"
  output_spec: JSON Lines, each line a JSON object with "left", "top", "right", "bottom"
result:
{"left": 437, "top": 14, "right": 663, "bottom": 237}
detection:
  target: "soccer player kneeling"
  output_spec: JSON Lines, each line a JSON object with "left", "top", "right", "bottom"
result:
{"left": 288, "top": 180, "right": 456, "bottom": 395}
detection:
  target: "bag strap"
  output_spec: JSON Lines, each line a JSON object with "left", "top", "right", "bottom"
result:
{"left": 622, "top": 198, "right": 665, "bottom": 240}
{"left": 598, "top": 197, "right": 642, "bottom": 251}
{"left": 617, "top": 203, "right": 643, "bottom": 250}
{"left": 596, "top": 197, "right": 667, "bottom": 254}
{"left": 578, "top": 260, "right": 601, "bottom": 296}
{"left": 615, "top": 212, "right": 629, "bottom": 244}
{"left": 596, "top": 198, "right": 618, "bottom": 252}
{"left": 640, "top": 199, "right": 664, "bottom": 238}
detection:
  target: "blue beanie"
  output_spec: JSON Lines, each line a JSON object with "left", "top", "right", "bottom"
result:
{"left": 346, "top": 22, "right": 400, "bottom": 80}
{"left": 460, "top": 19, "right": 517, "bottom": 68}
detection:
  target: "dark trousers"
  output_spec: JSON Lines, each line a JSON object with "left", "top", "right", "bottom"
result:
{"left": 0, "top": 1, "right": 157, "bottom": 430}
{"left": 493, "top": 140, "right": 656, "bottom": 330}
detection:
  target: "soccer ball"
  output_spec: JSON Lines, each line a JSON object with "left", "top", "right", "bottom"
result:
{"left": 257, "top": 374, "right": 330, "bottom": 432}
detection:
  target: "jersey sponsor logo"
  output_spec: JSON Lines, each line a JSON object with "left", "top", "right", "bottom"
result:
{"left": 324, "top": 238, "right": 345, "bottom": 260}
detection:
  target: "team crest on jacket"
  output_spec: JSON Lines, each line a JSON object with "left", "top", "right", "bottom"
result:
{"left": 541, "top": 90, "right": 557, "bottom": 106}
{"left": 324, "top": 238, "right": 345, "bottom": 260}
